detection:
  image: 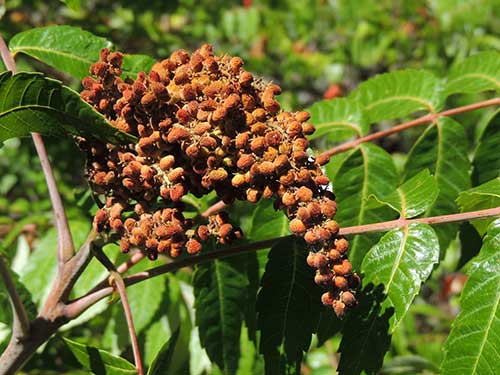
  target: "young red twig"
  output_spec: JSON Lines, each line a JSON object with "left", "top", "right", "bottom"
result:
{"left": 339, "top": 206, "right": 500, "bottom": 235}
{"left": 319, "top": 97, "right": 500, "bottom": 158}
{"left": 0, "top": 256, "right": 30, "bottom": 338}
{"left": 32, "top": 134, "right": 75, "bottom": 263}
{"left": 0, "top": 35, "right": 75, "bottom": 264}
{"left": 109, "top": 272, "right": 144, "bottom": 375}
{"left": 91, "top": 246, "right": 144, "bottom": 375}
{"left": 65, "top": 206, "right": 500, "bottom": 319}
{"left": 116, "top": 251, "right": 146, "bottom": 274}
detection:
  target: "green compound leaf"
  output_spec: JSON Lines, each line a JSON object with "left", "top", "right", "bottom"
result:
{"left": 331, "top": 143, "right": 399, "bottom": 269}
{"left": 256, "top": 237, "right": 322, "bottom": 375}
{"left": 445, "top": 51, "right": 500, "bottom": 96}
{"left": 0, "top": 72, "right": 136, "bottom": 145}
{"left": 472, "top": 109, "right": 500, "bottom": 185}
{"left": 361, "top": 223, "right": 440, "bottom": 332}
{"left": 193, "top": 254, "right": 249, "bottom": 375}
{"left": 442, "top": 219, "right": 500, "bottom": 375}
{"left": 403, "top": 117, "right": 471, "bottom": 250}
{"left": 307, "top": 97, "right": 369, "bottom": 141}
{"left": 368, "top": 169, "right": 439, "bottom": 219}
{"left": 147, "top": 328, "right": 180, "bottom": 375}
{"left": 9, "top": 25, "right": 112, "bottom": 80}
{"left": 63, "top": 337, "right": 137, "bottom": 375}
{"left": 457, "top": 177, "right": 500, "bottom": 236}
{"left": 350, "top": 69, "right": 444, "bottom": 124}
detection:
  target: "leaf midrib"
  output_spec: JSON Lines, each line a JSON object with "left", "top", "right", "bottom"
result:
{"left": 11, "top": 45, "right": 95, "bottom": 66}
{"left": 470, "top": 272, "right": 500, "bottom": 374}
{"left": 279, "top": 242, "right": 299, "bottom": 357}
{"left": 365, "top": 95, "right": 435, "bottom": 114}
{"left": 214, "top": 260, "right": 230, "bottom": 373}
{"left": 447, "top": 73, "right": 500, "bottom": 91}
{"left": 314, "top": 121, "right": 362, "bottom": 137}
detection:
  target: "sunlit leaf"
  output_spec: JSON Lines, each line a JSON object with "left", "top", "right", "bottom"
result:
{"left": 403, "top": 117, "right": 471, "bottom": 250}
{"left": 362, "top": 223, "right": 440, "bottom": 331}
{"left": 442, "top": 219, "right": 500, "bottom": 375}
{"left": 350, "top": 69, "right": 444, "bottom": 123}
{"left": 445, "top": 51, "right": 500, "bottom": 95}
{"left": 368, "top": 169, "right": 439, "bottom": 218}
{"left": 307, "top": 97, "right": 368, "bottom": 141}
{"left": 10, "top": 25, "right": 112, "bottom": 80}
{"left": 331, "top": 143, "right": 399, "bottom": 268}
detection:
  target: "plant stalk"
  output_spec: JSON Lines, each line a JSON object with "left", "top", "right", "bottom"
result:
{"left": 320, "top": 97, "right": 500, "bottom": 158}
{"left": 65, "top": 206, "right": 500, "bottom": 319}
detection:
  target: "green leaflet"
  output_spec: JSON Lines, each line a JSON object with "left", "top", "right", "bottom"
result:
{"left": 445, "top": 51, "right": 500, "bottom": 95}
{"left": 63, "top": 337, "right": 137, "bottom": 375}
{"left": 9, "top": 25, "right": 156, "bottom": 80}
{"left": 193, "top": 255, "right": 249, "bottom": 375}
{"left": 456, "top": 177, "right": 500, "bottom": 235}
{"left": 442, "top": 219, "right": 500, "bottom": 375}
{"left": 331, "top": 143, "right": 399, "bottom": 268}
{"left": 368, "top": 169, "right": 439, "bottom": 218}
{"left": 472, "top": 109, "right": 500, "bottom": 185}
{"left": 307, "top": 97, "right": 368, "bottom": 141}
{"left": 337, "top": 284, "right": 392, "bottom": 375}
{"left": 256, "top": 237, "right": 322, "bottom": 375}
{"left": 10, "top": 25, "right": 112, "bottom": 80}
{"left": 403, "top": 117, "right": 471, "bottom": 251}
{"left": 147, "top": 329, "right": 180, "bottom": 375}
{"left": 350, "top": 69, "right": 444, "bottom": 124}
{"left": 0, "top": 72, "right": 136, "bottom": 145}
{"left": 362, "top": 223, "right": 440, "bottom": 331}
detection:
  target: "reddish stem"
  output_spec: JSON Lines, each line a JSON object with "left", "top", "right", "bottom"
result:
{"left": 65, "top": 206, "right": 500, "bottom": 319}
{"left": 116, "top": 251, "right": 145, "bottom": 274}
{"left": 109, "top": 272, "right": 144, "bottom": 375}
{"left": 0, "top": 35, "right": 75, "bottom": 264}
{"left": 319, "top": 97, "right": 500, "bottom": 158}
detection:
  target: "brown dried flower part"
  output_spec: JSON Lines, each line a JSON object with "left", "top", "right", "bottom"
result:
{"left": 79, "top": 44, "right": 358, "bottom": 318}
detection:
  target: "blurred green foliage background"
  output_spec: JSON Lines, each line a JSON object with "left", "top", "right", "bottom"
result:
{"left": 0, "top": 0, "right": 499, "bottom": 373}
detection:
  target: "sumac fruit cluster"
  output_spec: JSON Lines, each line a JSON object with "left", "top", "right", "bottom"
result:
{"left": 79, "top": 45, "right": 359, "bottom": 316}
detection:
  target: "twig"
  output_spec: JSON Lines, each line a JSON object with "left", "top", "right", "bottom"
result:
{"left": 0, "top": 232, "right": 99, "bottom": 374}
{"left": 91, "top": 246, "right": 144, "bottom": 375}
{"left": 0, "top": 257, "right": 30, "bottom": 338}
{"left": 116, "top": 251, "right": 145, "bottom": 274}
{"left": 0, "top": 36, "right": 16, "bottom": 72}
{"left": 338, "top": 206, "right": 500, "bottom": 235}
{"left": 109, "top": 272, "right": 144, "bottom": 375}
{"left": 65, "top": 206, "right": 500, "bottom": 318}
{"left": 0, "top": 34, "right": 75, "bottom": 264}
{"left": 32, "top": 134, "right": 75, "bottom": 264}
{"left": 201, "top": 200, "right": 227, "bottom": 218}
{"left": 319, "top": 98, "right": 500, "bottom": 158}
